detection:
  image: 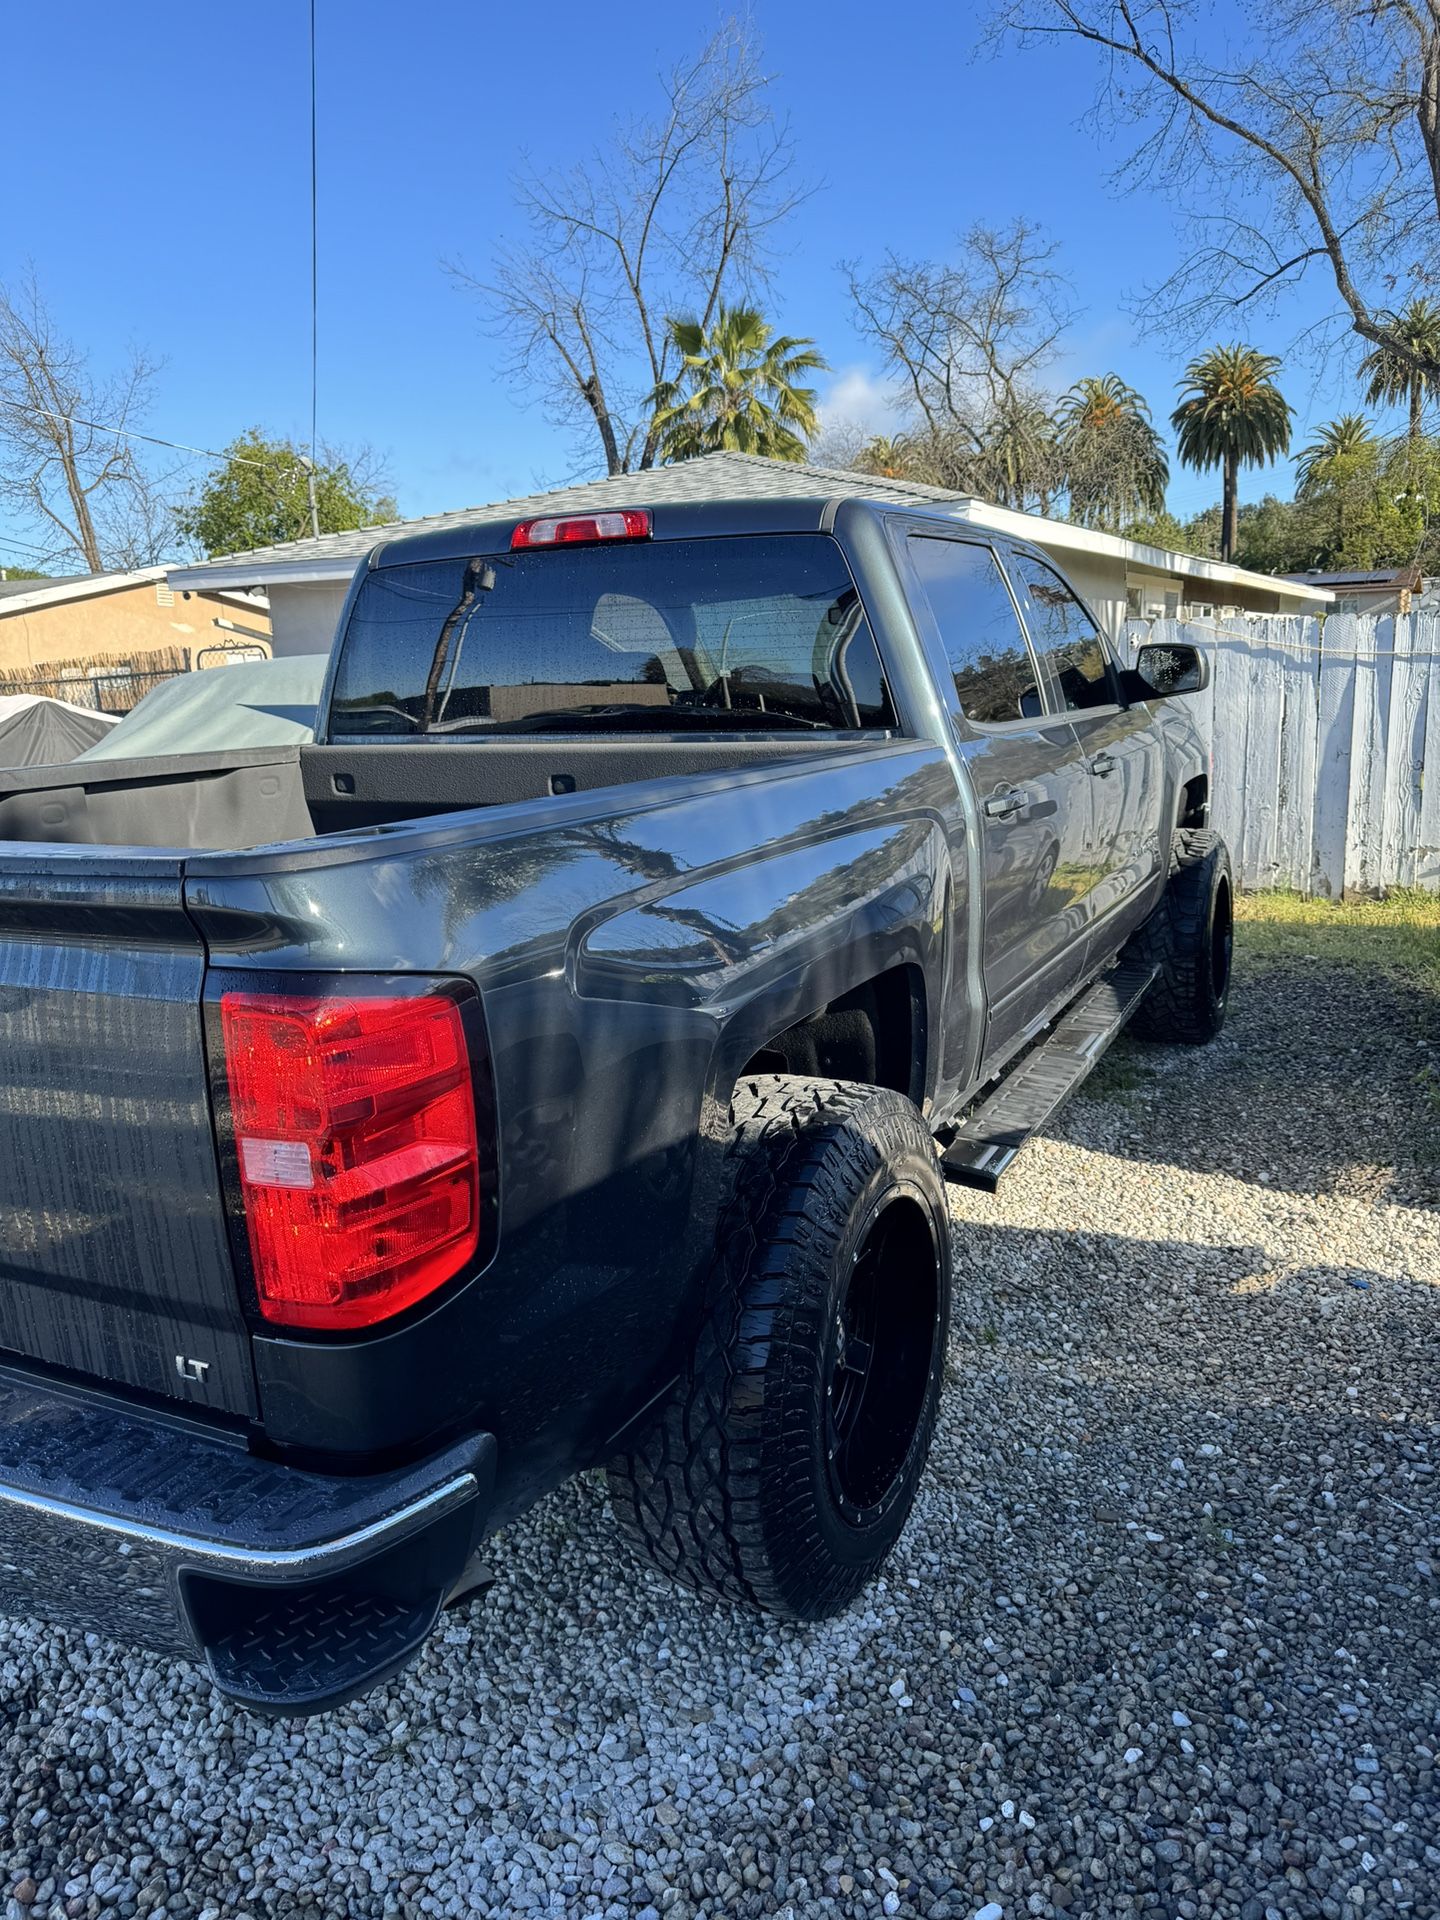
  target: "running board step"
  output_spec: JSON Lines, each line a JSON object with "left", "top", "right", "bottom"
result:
{"left": 940, "top": 961, "right": 1158, "bottom": 1191}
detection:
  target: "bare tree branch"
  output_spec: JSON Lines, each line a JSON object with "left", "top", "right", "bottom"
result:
{"left": 988, "top": 0, "right": 1440, "bottom": 378}
{"left": 0, "top": 271, "right": 174, "bottom": 570}
{"left": 843, "top": 222, "right": 1072, "bottom": 508}
{"left": 446, "top": 20, "right": 810, "bottom": 475}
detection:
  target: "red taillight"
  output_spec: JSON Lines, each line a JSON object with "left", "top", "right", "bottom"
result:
{"left": 510, "top": 508, "right": 651, "bottom": 549}
{"left": 219, "top": 988, "right": 482, "bottom": 1330}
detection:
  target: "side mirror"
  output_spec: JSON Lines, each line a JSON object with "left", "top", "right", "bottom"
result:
{"left": 1133, "top": 641, "right": 1209, "bottom": 697}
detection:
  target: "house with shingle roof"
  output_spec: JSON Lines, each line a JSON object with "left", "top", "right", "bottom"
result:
{"left": 1280, "top": 564, "right": 1422, "bottom": 618}
{"left": 0, "top": 565, "right": 272, "bottom": 703}
{"left": 166, "top": 452, "right": 1332, "bottom": 658}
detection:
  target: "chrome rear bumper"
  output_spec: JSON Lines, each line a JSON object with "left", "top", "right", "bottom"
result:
{"left": 0, "top": 1366, "right": 495, "bottom": 1712}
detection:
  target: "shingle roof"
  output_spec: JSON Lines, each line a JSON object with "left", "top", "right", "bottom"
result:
{"left": 0, "top": 566, "right": 167, "bottom": 613}
{"left": 166, "top": 453, "right": 971, "bottom": 586}
{"left": 0, "top": 573, "right": 86, "bottom": 601}
{"left": 164, "top": 449, "right": 1334, "bottom": 609}
{"left": 1281, "top": 567, "right": 1419, "bottom": 589}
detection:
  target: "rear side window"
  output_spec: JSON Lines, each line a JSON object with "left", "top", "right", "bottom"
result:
{"left": 1009, "top": 556, "right": 1120, "bottom": 712}
{"left": 907, "top": 536, "right": 1043, "bottom": 726}
{"left": 329, "top": 534, "right": 897, "bottom": 736}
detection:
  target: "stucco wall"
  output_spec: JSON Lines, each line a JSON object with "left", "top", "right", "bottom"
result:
{"left": 264, "top": 580, "right": 351, "bottom": 657}
{"left": 0, "top": 580, "right": 271, "bottom": 675}
{"left": 1032, "top": 549, "right": 1127, "bottom": 637}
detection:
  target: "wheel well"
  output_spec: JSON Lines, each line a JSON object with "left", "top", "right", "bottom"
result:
{"left": 738, "top": 965, "right": 925, "bottom": 1104}
{"left": 1179, "top": 774, "right": 1209, "bottom": 828}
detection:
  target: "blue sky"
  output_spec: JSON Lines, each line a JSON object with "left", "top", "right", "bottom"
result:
{"left": 0, "top": 0, "right": 1380, "bottom": 567}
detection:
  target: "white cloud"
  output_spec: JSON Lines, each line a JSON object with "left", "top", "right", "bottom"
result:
{"left": 817, "top": 364, "right": 904, "bottom": 433}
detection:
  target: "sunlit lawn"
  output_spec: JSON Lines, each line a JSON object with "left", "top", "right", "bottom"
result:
{"left": 1236, "top": 887, "right": 1440, "bottom": 987}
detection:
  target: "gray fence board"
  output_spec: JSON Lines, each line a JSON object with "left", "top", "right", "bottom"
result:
{"left": 1382, "top": 616, "right": 1427, "bottom": 888}
{"left": 1312, "top": 615, "right": 1357, "bottom": 897}
{"left": 1419, "top": 643, "right": 1440, "bottom": 890}
{"left": 1135, "top": 608, "right": 1436, "bottom": 895}
{"left": 1278, "top": 637, "right": 1317, "bottom": 892}
{"left": 1348, "top": 618, "right": 1388, "bottom": 894}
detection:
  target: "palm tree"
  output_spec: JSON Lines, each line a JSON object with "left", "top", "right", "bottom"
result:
{"left": 1057, "top": 374, "right": 1169, "bottom": 530}
{"left": 856, "top": 434, "right": 914, "bottom": 479}
{"left": 977, "top": 394, "right": 1063, "bottom": 513}
{"left": 649, "top": 307, "right": 828, "bottom": 464}
{"left": 1171, "top": 346, "right": 1292, "bottom": 562}
{"left": 1294, "top": 413, "right": 1375, "bottom": 494}
{"left": 1292, "top": 413, "right": 1381, "bottom": 564}
{"left": 1358, "top": 299, "right": 1440, "bottom": 446}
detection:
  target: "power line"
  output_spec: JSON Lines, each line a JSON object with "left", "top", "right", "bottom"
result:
{"left": 307, "top": 0, "right": 321, "bottom": 538}
{"left": 0, "top": 527, "right": 71, "bottom": 570}
{"left": 6, "top": 403, "right": 273, "bottom": 470}
{"left": 1, "top": 402, "right": 326, "bottom": 567}
{"left": 0, "top": 527, "right": 57, "bottom": 560}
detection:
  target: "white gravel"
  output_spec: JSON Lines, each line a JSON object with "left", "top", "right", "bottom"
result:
{"left": 0, "top": 940, "right": 1436, "bottom": 1920}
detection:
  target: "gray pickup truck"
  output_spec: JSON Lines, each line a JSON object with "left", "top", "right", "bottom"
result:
{"left": 0, "top": 489, "right": 1229, "bottom": 1713}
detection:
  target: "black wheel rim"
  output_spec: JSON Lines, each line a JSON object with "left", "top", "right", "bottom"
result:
{"left": 825, "top": 1192, "right": 940, "bottom": 1526}
{"left": 1211, "top": 876, "right": 1233, "bottom": 1006}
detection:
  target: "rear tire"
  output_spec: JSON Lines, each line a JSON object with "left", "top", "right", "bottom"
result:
{"left": 606, "top": 1075, "right": 951, "bottom": 1618}
{"left": 1130, "top": 828, "right": 1234, "bottom": 1045}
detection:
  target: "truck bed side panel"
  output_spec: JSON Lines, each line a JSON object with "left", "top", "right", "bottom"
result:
{"left": 183, "top": 743, "right": 958, "bottom": 1494}
{"left": 0, "top": 858, "right": 255, "bottom": 1417}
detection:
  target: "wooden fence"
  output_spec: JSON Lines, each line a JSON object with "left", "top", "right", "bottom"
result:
{"left": 0, "top": 643, "right": 193, "bottom": 715}
{"left": 1123, "top": 612, "right": 1440, "bottom": 897}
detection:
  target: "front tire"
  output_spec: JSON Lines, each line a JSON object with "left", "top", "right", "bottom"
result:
{"left": 1130, "top": 828, "right": 1234, "bottom": 1045}
{"left": 606, "top": 1075, "right": 951, "bottom": 1619}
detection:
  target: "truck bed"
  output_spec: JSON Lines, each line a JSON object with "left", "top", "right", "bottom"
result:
{"left": 0, "top": 736, "right": 890, "bottom": 851}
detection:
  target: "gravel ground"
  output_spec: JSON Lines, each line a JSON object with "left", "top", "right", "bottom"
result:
{"left": 1, "top": 940, "right": 1437, "bottom": 1920}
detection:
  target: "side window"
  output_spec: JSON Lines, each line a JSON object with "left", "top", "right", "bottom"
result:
{"left": 907, "top": 535, "right": 1043, "bottom": 727}
{"left": 1009, "top": 556, "right": 1120, "bottom": 713}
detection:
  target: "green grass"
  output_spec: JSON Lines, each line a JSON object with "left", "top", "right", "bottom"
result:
{"left": 1087, "top": 1054, "right": 1153, "bottom": 1099}
{"left": 1235, "top": 888, "right": 1440, "bottom": 987}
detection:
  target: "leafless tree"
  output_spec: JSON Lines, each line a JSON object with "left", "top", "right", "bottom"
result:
{"left": 843, "top": 223, "right": 1072, "bottom": 508}
{"left": 808, "top": 420, "right": 878, "bottom": 473}
{"left": 0, "top": 273, "right": 175, "bottom": 572}
{"left": 449, "top": 21, "right": 808, "bottom": 476}
{"left": 988, "top": 0, "right": 1440, "bottom": 379}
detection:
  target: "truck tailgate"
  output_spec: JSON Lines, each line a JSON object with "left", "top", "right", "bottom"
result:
{"left": 0, "top": 852, "right": 254, "bottom": 1418}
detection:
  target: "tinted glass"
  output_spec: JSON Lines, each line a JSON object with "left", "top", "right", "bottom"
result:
{"left": 1011, "top": 557, "right": 1118, "bottom": 712}
{"left": 329, "top": 534, "right": 896, "bottom": 736}
{"left": 907, "top": 536, "right": 1042, "bottom": 726}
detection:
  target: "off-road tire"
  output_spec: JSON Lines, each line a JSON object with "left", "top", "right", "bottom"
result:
{"left": 606, "top": 1075, "right": 951, "bottom": 1618}
{"left": 1129, "top": 828, "right": 1234, "bottom": 1045}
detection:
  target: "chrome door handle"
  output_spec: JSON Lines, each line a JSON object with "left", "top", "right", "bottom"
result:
{"left": 1089, "top": 752, "right": 1117, "bottom": 778}
{"left": 983, "top": 787, "right": 1026, "bottom": 820}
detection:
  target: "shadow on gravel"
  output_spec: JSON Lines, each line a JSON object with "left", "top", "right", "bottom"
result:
{"left": 1066, "top": 950, "right": 1440, "bottom": 1208}
{"left": 945, "top": 1216, "right": 1440, "bottom": 1445}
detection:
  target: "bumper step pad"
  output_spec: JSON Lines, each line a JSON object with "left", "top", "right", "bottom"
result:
{"left": 0, "top": 1367, "right": 496, "bottom": 1713}
{"left": 941, "top": 961, "right": 1157, "bottom": 1191}
{"left": 201, "top": 1583, "right": 447, "bottom": 1716}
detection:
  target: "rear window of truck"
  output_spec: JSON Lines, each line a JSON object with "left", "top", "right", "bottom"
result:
{"left": 328, "top": 534, "right": 896, "bottom": 737}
